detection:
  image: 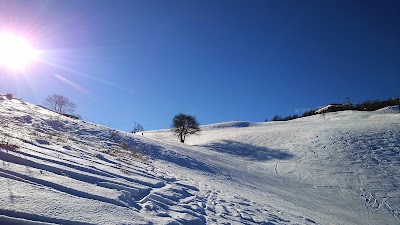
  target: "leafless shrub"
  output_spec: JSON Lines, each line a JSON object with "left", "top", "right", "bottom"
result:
{"left": 102, "top": 141, "right": 146, "bottom": 161}
{"left": 119, "top": 142, "right": 129, "bottom": 150}
{"left": 0, "top": 133, "right": 20, "bottom": 151}
{"left": 109, "top": 130, "right": 118, "bottom": 141}
{"left": 120, "top": 167, "right": 132, "bottom": 174}
{"left": 5, "top": 93, "right": 14, "bottom": 100}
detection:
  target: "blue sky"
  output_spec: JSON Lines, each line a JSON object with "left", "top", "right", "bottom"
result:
{"left": 1, "top": 0, "right": 399, "bottom": 131}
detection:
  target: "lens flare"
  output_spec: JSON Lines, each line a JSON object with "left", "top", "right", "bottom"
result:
{"left": 0, "top": 32, "right": 39, "bottom": 71}
{"left": 54, "top": 73, "right": 87, "bottom": 93}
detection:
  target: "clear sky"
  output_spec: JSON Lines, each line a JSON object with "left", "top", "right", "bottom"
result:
{"left": 1, "top": 0, "right": 399, "bottom": 131}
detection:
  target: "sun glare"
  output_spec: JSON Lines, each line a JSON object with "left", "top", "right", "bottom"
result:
{"left": 0, "top": 32, "right": 38, "bottom": 71}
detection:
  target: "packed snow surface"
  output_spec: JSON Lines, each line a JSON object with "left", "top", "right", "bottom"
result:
{"left": 0, "top": 95, "right": 399, "bottom": 224}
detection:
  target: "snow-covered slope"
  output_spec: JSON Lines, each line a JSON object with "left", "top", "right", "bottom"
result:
{"left": 0, "top": 95, "right": 314, "bottom": 225}
{"left": 145, "top": 108, "right": 400, "bottom": 225}
{"left": 376, "top": 105, "right": 399, "bottom": 114}
{"left": 1, "top": 95, "right": 399, "bottom": 224}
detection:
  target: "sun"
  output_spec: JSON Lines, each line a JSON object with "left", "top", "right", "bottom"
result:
{"left": 0, "top": 32, "right": 39, "bottom": 71}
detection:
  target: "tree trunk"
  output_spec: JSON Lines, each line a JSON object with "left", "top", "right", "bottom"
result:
{"left": 179, "top": 133, "right": 184, "bottom": 143}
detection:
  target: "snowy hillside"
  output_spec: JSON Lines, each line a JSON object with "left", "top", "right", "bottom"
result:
{"left": 1, "top": 95, "right": 399, "bottom": 224}
{"left": 0, "top": 95, "right": 316, "bottom": 225}
{"left": 145, "top": 108, "right": 400, "bottom": 225}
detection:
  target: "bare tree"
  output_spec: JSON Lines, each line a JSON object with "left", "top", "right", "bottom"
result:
{"left": 132, "top": 122, "right": 144, "bottom": 134}
{"left": 171, "top": 113, "right": 200, "bottom": 143}
{"left": 345, "top": 96, "right": 353, "bottom": 109}
{"left": 44, "top": 94, "right": 76, "bottom": 114}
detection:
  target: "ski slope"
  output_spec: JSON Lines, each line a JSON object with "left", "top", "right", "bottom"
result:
{"left": 0, "top": 94, "right": 399, "bottom": 224}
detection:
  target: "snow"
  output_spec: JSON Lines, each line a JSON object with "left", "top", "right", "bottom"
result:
{"left": 376, "top": 105, "right": 399, "bottom": 114}
{"left": 1, "top": 95, "right": 399, "bottom": 224}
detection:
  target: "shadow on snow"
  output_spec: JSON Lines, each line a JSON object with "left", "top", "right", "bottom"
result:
{"left": 139, "top": 142, "right": 217, "bottom": 174}
{"left": 198, "top": 140, "right": 294, "bottom": 161}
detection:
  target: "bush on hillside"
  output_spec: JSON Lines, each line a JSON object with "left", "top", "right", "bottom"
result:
{"left": 283, "top": 114, "right": 299, "bottom": 121}
{"left": 5, "top": 93, "right": 14, "bottom": 100}
{"left": 0, "top": 133, "right": 19, "bottom": 151}
{"left": 272, "top": 115, "right": 283, "bottom": 121}
{"left": 301, "top": 109, "right": 316, "bottom": 117}
{"left": 272, "top": 114, "right": 300, "bottom": 122}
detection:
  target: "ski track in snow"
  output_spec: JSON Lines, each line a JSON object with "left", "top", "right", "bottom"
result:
{"left": 0, "top": 95, "right": 311, "bottom": 225}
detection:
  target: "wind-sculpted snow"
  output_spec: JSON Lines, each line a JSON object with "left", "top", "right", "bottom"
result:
{"left": 0, "top": 95, "right": 310, "bottom": 224}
